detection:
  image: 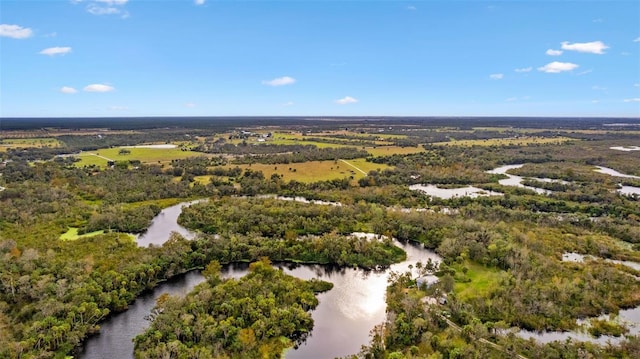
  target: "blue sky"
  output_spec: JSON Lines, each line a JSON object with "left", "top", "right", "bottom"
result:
{"left": 1, "top": 0, "right": 639, "bottom": 117}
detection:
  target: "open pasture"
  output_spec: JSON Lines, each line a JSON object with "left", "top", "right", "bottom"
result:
{"left": 74, "top": 146, "right": 205, "bottom": 168}
{"left": 227, "top": 159, "right": 390, "bottom": 183}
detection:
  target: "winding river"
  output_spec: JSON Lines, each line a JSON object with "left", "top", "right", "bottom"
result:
{"left": 79, "top": 200, "right": 442, "bottom": 359}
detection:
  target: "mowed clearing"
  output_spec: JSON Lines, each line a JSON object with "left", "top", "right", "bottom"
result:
{"left": 227, "top": 159, "right": 390, "bottom": 183}
{"left": 74, "top": 146, "right": 206, "bottom": 168}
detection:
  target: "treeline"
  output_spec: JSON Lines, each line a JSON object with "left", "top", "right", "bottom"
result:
{"left": 179, "top": 197, "right": 370, "bottom": 237}
{"left": 194, "top": 141, "right": 317, "bottom": 155}
{"left": 57, "top": 132, "right": 202, "bottom": 151}
{"left": 232, "top": 146, "right": 369, "bottom": 165}
{"left": 134, "top": 259, "right": 329, "bottom": 358}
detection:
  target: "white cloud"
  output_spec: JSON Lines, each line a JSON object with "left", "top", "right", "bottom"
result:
{"left": 44, "top": 32, "right": 57, "bottom": 38}
{"left": 0, "top": 24, "right": 33, "bottom": 39}
{"left": 538, "top": 61, "right": 579, "bottom": 73}
{"left": 514, "top": 67, "right": 532, "bottom": 73}
{"left": 546, "top": 49, "right": 563, "bottom": 56}
{"left": 60, "top": 86, "right": 77, "bottom": 94}
{"left": 634, "top": 83, "right": 640, "bottom": 87}
{"left": 489, "top": 73, "right": 504, "bottom": 80}
{"left": 336, "top": 96, "right": 358, "bottom": 105}
{"left": 87, "top": 0, "right": 129, "bottom": 17}
{"left": 592, "top": 100, "right": 600, "bottom": 104}
{"left": 84, "top": 84, "right": 114, "bottom": 92}
{"left": 592, "top": 18, "right": 603, "bottom": 23}
{"left": 283, "top": 101, "right": 294, "bottom": 106}
{"left": 40, "top": 47, "right": 72, "bottom": 56}
{"left": 262, "top": 76, "right": 296, "bottom": 86}
{"left": 561, "top": 41, "right": 609, "bottom": 54}
{"left": 591, "top": 85, "right": 607, "bottom": 91}
{"left": 195, "top": 0, "right": 206, "bottom": 5}
{"left": 185, "top": 103, "right": 196, "bottom": 108}
{"left": 95, "top": 0, "right": 128, "bottom": 4}
{"left": 407, "top": 5, "right": 417, "bottom": 11}
{"left": 109, "top": 105, "right": 128, "bottom": 110}
{"left": 577, "top": 69, "right": 593, "bottom": 76}
{"left": 633, "top": 37, "right": 640, "bottom": 42}
{"left": 624, "top": 98, "right": 640, "bottom": 103}
{"left": 506, "top": 97, "right": 517, "bottom": 102}
{"left": 87, "top": 5, "right": 120, "bottom": 15}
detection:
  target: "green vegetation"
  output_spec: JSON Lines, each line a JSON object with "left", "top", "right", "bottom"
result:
{"left": 134, "top": 258, "right": 331, "bottom": 358}
{"left": 59, "top": 227, "right": 105, "bottom": 241}
{"left": 74, "top": 146, "right": 204, "bottom": 168}
{"left": 432, "top": 136, "right": 573, "bottom": 147}
{"left": 2, "top": 117, "right": 640, "bottom": 358}
{"left": 0, "top": 137, "right": 61, "bottom": 152}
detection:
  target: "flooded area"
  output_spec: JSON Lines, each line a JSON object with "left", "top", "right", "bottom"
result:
{"left": 486, "top": 164, "right": 568, "bottom": 195}
{"left": 409, "top": 184, "right": 503, "bottom": 199}
{"left": 594, "top": 166, "right": 640, "bottom": 180}
{"left": 610, "top": 146, "right": 640, "bottom": 152}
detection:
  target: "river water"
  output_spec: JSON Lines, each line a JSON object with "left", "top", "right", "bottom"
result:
{"left": 79, "top": 200, "right": 441, "bottom": 359}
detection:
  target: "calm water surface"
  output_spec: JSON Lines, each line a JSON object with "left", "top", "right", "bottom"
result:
{"left": 79, "top": 201, "right": 441, "bottom": 359}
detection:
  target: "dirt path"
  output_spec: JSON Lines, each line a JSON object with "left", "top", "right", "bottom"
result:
{"left": 84, "top": 153, "right": 114, "bottom": 161}
{"left": 339, "top": 159, "right": 367, "bottom": 175}
{"left": 433, "top": 310, "right": 528, "bottom": 359}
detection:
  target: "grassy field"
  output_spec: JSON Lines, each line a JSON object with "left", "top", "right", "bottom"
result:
{"left": 0, "top": 137, "right": 62, "bottom": 152}
{"left": 453, "top": 261, "right": 507, "bottom": 301}
{"left": 226, "top": 159, "right": 390, "bottom": 183}
{"left": 74, "top": 146, "right": 206, "bottom": 168}
{"left": 432, "top": 136, "right": 574, "bottom": 147}
{"left": 60, "top": 228, "right": 105, "bottom": 241}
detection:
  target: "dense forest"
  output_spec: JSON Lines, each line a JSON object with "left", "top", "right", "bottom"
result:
{"left": 134, "top": 258, "right": 332, "bottom": 358}
{"left": 1, "top": 117, "right": 640, "bottom": 358}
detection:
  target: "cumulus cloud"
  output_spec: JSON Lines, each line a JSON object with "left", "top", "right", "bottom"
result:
{"left": 335, "top": 96, "right": 358, "bottom": 105}
{"left": 546, "top": 49, "right": 563, "bottom": 56}
{"left": 514, "top": 67, "right": 532, "bottom": 73}
{"left": 84, "top": 84, "right": 114, "bottom": 92}
{"left": 537, "top": 61, "right": 579, "bottom": 73}
{"left": 60, "top": 86, "right": 78, "bottom": 94}
{"left": 561, "top": 41, "right": 609, "bottom": 54}
{"left": 489, "top": 73, "right": 504, "bottom": 80}
{"left": 40, "top": 47, "right": 72, "bottom": 56}
{"left": 195, "top": 0, "right": 206, "bottom": 5}
{"left": 624, "top": 98, "right": 640, "bottom": 103}
{"left": 262, "top": 76, "right": 296, "bottom": 86}
{"left": 0, "top": 24, "right": 33, "bottom": 39}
